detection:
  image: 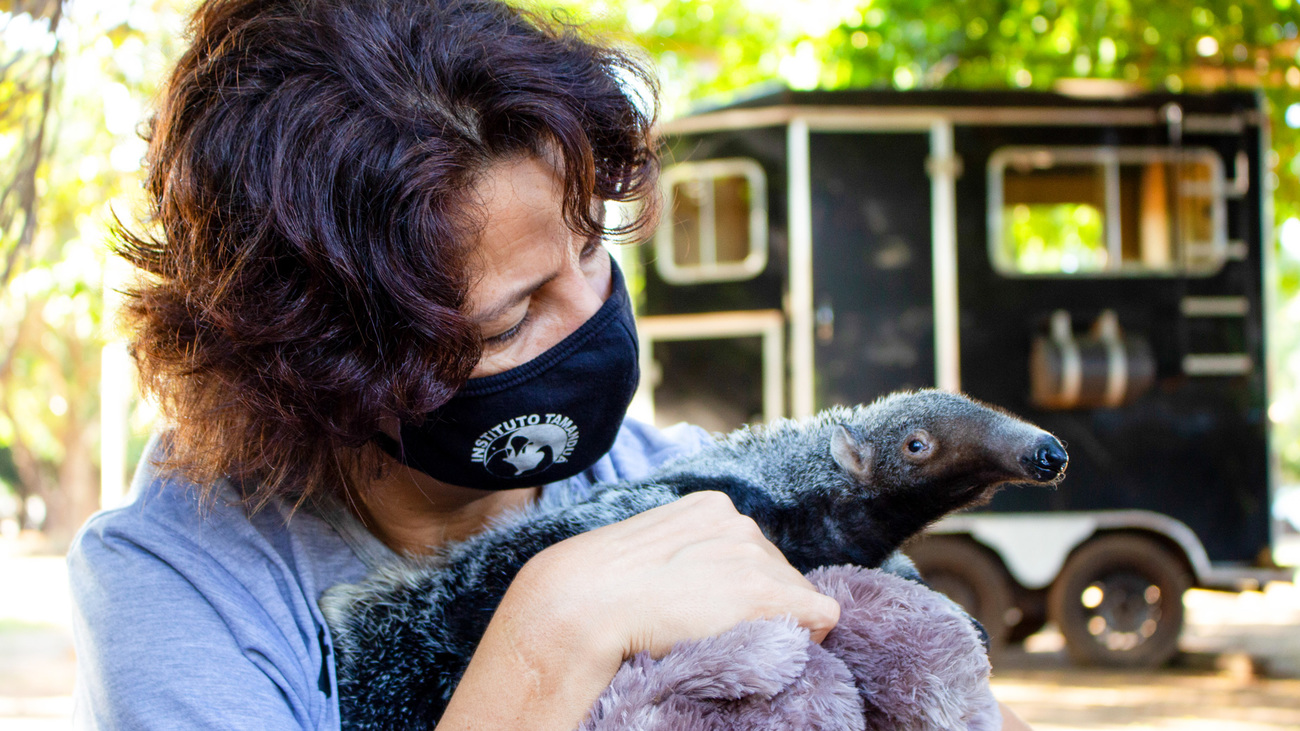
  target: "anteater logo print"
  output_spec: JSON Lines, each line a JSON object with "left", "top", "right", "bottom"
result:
{"left": 471, "top": 414, "right": 580, "bottom": 478}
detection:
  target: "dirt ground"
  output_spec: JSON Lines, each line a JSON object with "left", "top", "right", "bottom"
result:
{"left": 3, "top": 548, "right": 1299, "bottom": 730}
{"left": 991, "top": 649, "right": 1300, "bottom": 731}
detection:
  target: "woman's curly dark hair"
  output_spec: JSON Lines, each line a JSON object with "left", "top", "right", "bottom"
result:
{"left": 116, "top": 0, "right": 660, "bottom": 510}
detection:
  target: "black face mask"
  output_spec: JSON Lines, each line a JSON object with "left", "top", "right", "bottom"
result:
{"left": 377, "top": 257, "right": 639, "bottom": 489}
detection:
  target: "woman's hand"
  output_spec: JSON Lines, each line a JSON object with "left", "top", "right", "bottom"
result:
{"left": 436, "top": 490, "right": 840, "bottom": 730}
{"left": 515, "top": 490, "right": 841, "bottom": 658}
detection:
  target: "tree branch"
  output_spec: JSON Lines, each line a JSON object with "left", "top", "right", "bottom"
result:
{"left": 0, "top": 0, "right": 63, "bottom": 289}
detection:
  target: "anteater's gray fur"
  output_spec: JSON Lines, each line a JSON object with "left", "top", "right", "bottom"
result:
{"left": 321, "top": 389, "right": 1067, "bottom": 729}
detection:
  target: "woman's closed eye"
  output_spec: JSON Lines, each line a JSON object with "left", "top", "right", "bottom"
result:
{"left": 579, "top": 233, "right": 603, "bottom": 262}
{"left": 482, "top": 234, "right": 604, "bottom": 348}
{"left": 484, "top": 311, "right": 530, "bottom": 345}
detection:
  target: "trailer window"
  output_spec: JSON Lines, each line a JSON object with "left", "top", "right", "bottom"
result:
{"left": 656, "top": 159, "right": 768, "bottom": 284}
{"left": 988, "top": 147, "right": 1227, "bottom": 277}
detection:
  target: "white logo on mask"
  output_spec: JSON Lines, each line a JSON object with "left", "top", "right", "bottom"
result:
{"left": 471, "top": 414, "right": 580, "bottom": 478}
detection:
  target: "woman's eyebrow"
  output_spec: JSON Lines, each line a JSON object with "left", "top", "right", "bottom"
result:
{"left": 473, "top": 270, "right": 560, "bottom": 324}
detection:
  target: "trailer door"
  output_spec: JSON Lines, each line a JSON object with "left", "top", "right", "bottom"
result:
{"left": 807, "top": 130, "right": 936, "bottom": 408}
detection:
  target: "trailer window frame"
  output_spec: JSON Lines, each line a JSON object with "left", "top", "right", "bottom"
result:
{"left": 655, "top": 158, "right": 769, "bottom": 284}
{"left": 987, "top": 145, "right": 1228, "bottom": 279}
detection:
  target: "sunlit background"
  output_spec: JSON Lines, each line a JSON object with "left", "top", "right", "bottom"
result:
{"left": 4, "top": 0, "right": 1300, "bottom": 728}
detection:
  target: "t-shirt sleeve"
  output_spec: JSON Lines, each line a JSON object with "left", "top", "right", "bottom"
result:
{"left": 68, "top": 510, "right": 329, "bottom": 730}
{"left": 605, "top": 418, "right": 715, "bottom": 479}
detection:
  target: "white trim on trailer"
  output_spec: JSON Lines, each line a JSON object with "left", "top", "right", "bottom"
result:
{"left": 1260, "top": 91, "right": 1282, "bottom": 559}
{"left": 632, "top": 310, "right": 786, "bottom": 425}
{"left": 929, "top": 120, "right": 961, "bottom": 392}
{"left": 1184, "top": 113, "right": 1257, "bottom": 135}
{"left": 655, "top": 158, "right": 771, "bottom": 285}
{"left": 985, "top": 145, "right": 1230, "bottom": 279}
{"left": 1182, "top": 353, "right": 1254, "bottom": 376}
{"left": 928, "top": 510, "right": 1292, "bottom": 591}
{"left": 788, "top": 118, "right": 815, "bottom": 418}
{"left": 1103, "top": 149, "right": 1123, "bottom": 265}
{"left": 1180, "top": 296, "right": 1250, "bottom": 317}
{"left": 662, "top": 107, "right": 937, "bottom": 136}
{"left": 659, "top": 105, "right": 1255, "bottom": 137}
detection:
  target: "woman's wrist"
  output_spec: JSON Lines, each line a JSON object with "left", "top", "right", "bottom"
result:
{"left": 436, "top": 554, "right": 622, "bottom": 730}
{"left": 503, "top": 549, "right": 627, "bottom": 672}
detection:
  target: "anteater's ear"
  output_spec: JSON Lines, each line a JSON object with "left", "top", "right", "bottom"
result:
{"left": 831, "top": 425, "right": 874, "bottom": 483}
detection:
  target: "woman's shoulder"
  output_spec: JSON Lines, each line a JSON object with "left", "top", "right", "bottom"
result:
{"left": 69, "top": 432, "right": 366, "bottom": 611}
{"left": 68, "top": 433, "right": 358, "bottom": 728}
{"left": 71, "top": 434, "right": 238, "bottom": 570}
{"left": 610, "top": 418, "right": 715, "bottom": 473}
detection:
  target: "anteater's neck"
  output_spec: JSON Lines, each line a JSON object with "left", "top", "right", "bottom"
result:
{"left": 659, "top": 463, "right": 991, "bottom": 574}
{"left": 778, "top": 485, "right": 944, "bottom": 573}
{"left": 653, "top": 470, "right": 934, "bottom": 574}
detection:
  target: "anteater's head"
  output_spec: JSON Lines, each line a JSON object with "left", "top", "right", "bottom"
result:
{"left": 828, "top": 390, "right": 1067, "bottom": 514}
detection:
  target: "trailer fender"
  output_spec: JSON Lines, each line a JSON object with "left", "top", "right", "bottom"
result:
{"left": 927, "top": 510, "right": 1216, "bottom": 590}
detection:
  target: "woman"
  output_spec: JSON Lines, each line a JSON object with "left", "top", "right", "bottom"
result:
{"left": 69, "top": 0, "right": 1031, "bottom": 728}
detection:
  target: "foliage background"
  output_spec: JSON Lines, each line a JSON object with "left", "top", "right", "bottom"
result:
{"left": 3, "top": 0, "right": 1300, "bottom": 544}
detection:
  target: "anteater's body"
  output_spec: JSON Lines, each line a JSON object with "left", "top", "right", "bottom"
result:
{"left": 321, "top": 390, "right": 1067, "bottom": 728}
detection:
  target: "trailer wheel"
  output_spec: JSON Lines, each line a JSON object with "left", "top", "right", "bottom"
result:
{"left": 1048, "top": 534, "right": 1191, "bottom": 668}
{"left": 1006, "top": 589, "right": 1048, "bottom": 644}
{"left": 908, "top": 535, "right": 1017, "bottom": 653}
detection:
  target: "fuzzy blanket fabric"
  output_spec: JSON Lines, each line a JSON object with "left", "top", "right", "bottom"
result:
{"left": 580, "top": 565, "right": 1001, "bottom": 731}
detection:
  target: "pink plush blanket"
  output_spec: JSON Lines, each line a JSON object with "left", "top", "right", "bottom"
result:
{"left": 582, "top": 565, "right": 1002, "bottom": 731}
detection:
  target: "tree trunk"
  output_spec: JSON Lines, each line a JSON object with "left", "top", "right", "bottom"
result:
{"left": 43, "top": 419, "right": 100, "bottom": 550}
{"left": 7, "top": 433, "right": 46, "bottom": 530}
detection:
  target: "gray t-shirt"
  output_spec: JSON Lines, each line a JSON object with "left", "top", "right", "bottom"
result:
{"left": 67, "top": 419, "right": 711, "bottom": 730}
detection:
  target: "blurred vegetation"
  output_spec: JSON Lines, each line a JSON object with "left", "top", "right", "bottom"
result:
{"left": 3, "top": 0, "right": 1300, "bottom": 543}
{"left": 0, "top": 0, "right": 184, "bottom": 544}
{"left": 1001, "top": 203, "right": 1107, "bottom": 274}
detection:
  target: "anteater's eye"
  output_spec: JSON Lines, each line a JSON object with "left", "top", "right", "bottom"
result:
{"left": 908, "top": 439, "right": 925, "bottom": 453}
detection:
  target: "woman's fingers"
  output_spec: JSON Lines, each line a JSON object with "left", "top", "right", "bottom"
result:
{"left": 804, "top": 592, "right": 842, "bottom": 644}
{"left": 689, "top": 534, "right": 841, "bottom": 644}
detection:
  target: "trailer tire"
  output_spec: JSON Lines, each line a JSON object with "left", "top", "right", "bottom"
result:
{"left": 1006, "top": 589, "right": 1048, "bottom": 644}
{"left": 1049, "top": 533, "right": 1191, "bottom": 668}
{"left": 908, "top": 535, "right": 1017, "bottom": 653}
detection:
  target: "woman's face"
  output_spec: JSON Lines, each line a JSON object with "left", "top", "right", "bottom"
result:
{"left": 463, "top": 154, "right": 612, "bottom": 378}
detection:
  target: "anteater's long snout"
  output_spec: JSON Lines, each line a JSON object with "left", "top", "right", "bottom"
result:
{"left": 1020, "top": 434, "right": 1068, "bottom": 482}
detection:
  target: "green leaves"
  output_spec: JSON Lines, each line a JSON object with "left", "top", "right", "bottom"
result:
{"left": 588, "top": 1, "right": 1300, "bottom": 107}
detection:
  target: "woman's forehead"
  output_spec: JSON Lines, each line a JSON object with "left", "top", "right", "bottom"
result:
{"left": 464, "top": 155, "right": 573, "bottom": 320}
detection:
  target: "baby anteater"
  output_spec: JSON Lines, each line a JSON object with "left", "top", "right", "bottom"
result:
{"left": 322, "top": 390, "right": 1067, "bottom": 729}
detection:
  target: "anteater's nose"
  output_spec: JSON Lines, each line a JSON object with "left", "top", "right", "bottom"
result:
{"left": 1023, "top": 435, "right": 1068, "bottom": 481}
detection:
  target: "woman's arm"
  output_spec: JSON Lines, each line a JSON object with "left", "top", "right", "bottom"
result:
{"left": 436, "top": 491, "right": 841, "bottom": 730}
{"left": 433, "top": 567, "right": 622, "bottom": 729}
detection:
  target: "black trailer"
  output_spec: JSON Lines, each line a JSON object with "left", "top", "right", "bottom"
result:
{"left": 628, "top": 88, "right": 1293, "bottom": 668}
